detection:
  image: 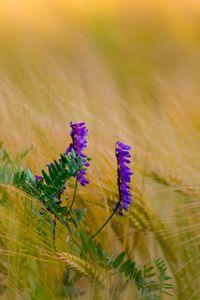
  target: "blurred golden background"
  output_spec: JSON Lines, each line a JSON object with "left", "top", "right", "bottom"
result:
{"left": 1, "top": 1, "right": 200, "bottom": 299}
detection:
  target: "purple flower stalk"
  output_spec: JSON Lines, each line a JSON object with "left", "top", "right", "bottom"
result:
{"left": 115, "top": 141, "right": 133, "bottom": 215}
{"left": 65, "top": 122, "right": 89, "bottom": 186}
{"left": 92, "top": 141, "right": 133, "bottom": 239}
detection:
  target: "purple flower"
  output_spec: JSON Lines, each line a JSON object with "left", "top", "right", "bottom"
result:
{"left": 115, "top": 141, "right": 133, "bottom": 215}
{"left": 65, "top": 122, "right": 89, "bottom": 186}
{"left": 35, "top": 175, "right": 43, "bottom": 182}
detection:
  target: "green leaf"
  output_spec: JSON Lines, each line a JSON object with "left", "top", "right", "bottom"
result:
{"left": 25, "top": 168, "right": 35, "bottom": 181}
{"left": 69, "top": 159, "right": 78, "bottom": 173}
{"left": 42, "top": 170, "right": 52, "bottom": 185}
{"left": 77, "top": 156, "right": 83, "bottom": 168}
{"left": 48, "top": 165, "right": 55, "bottom": 181}
{"left": 113, "top": 251, "right": 126, "bottom": 269}
{"left": 74, "top": 207, "right": 85, "bottom": 223}
{"left": 119, "top": 259, "right": 131, "bottom": 273}
{"left": 70, "top": 148, "right": 76, "bottom": 159}
{"left": 54, "top": 160, "right": 62, "bottom": 172}
{"left": 0, "top": 169, "right": 5, "bottom": 183}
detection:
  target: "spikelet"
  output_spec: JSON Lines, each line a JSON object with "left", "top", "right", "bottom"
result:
{"left": 130, "top": 188, "right": 180, "bottom": 267}
{"left": 148, "top": 168, "right": 199, "bottom": 198}
{"left": 57, "top": 252, "right": 104, "bottom": 285}
{"left": 129, "top": 187, "right": 151, "bottom": 231}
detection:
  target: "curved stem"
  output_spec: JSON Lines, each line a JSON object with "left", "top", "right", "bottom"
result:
{"left": 70, "top": 176, "right": 78, "bottom": 211}
{"left": 53, "top": 217, "right": 57, "bottom": 252}
{"left": 92, "top": 200, "right": 121, "bottom": 239}
{"left": 52, "top": 192, "right": 61, "bottom": 252}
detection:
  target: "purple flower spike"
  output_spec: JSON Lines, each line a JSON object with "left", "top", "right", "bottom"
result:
{"left": 65, "top": 122, "right": 89, "bottom": 186}
{"left": 115, "top": 141, "right": 133, "bottom": 215}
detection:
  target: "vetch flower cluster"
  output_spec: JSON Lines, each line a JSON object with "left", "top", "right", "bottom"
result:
{"left": 33, "top": 120, "right": 134, "bottom": 241}
{"left": 92, "top": 140, "right": 133, "bottom": 238}
{"left": 65, "top": 122, "right": 89, "bottom": 186}
{"left": 115, "top": 141, "right": 133, "bottom": 215}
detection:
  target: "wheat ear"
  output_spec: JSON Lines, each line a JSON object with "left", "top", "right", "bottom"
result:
{"left": 57, "top": 252, "right": 104, "bottom": 284}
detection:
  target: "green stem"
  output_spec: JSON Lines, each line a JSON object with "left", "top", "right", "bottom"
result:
{"left": 52, "top": 192, "right": 61, "bottom": 251}
{"left": 92, "top": 200, "right": 121, "bottom": 239}
{"left": 69, "top": 211, "right": 78, "bottom": 227}
{"left": 53, "top": 217, "right": 57, "bottom": 252}
{"left": 65, "top": 222, "right": 82, "bottom": 250}
{"left": 70, "top": 176, "right": 78, "bottom": 211}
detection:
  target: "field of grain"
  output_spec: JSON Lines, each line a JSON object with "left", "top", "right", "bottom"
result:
{"left": 1, "top": 1, "right": 200, "bottom": 299}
